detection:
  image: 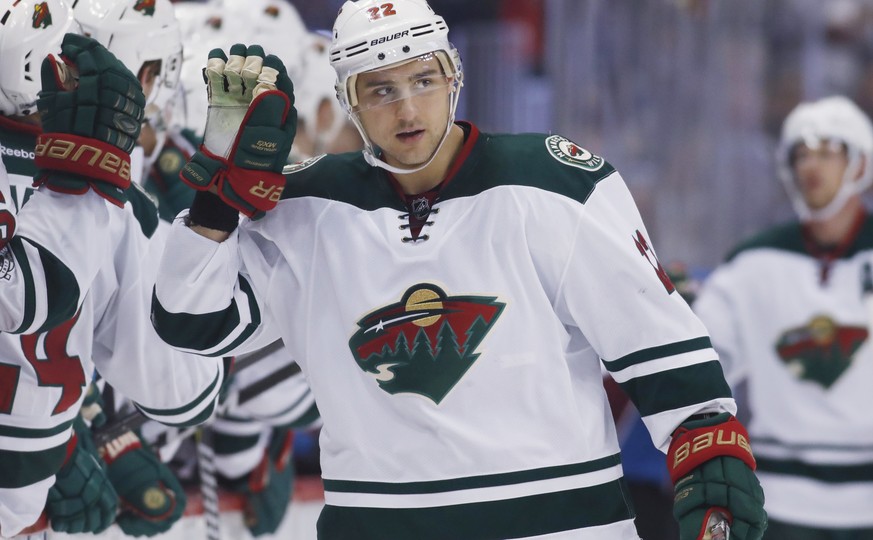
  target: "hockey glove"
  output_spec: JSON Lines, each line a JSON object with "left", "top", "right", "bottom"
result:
{"left": 668, "top": 413, "right": 767, "bottom": 540}
{"left": 35, "top": 33, "right": 145, "bottom": 208}
{"left": 216, "top": 427, "right": 295, "bottom": 536}
{"left": 179, "top": 43, "right": 296, "bottom": 219}
{"left": 46, "top": 417, "right": 119, "bottom": 534}
{"left": 100, "top": 430, "right": 187, "bottom": 537}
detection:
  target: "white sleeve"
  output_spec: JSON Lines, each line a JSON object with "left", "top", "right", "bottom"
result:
{"left": 551, "top": 171, "right": 735, "bottom": 450}
{"left": 693, "top": 263, "right": 749, "bottom": 388}
{"left": 152, "top": 215, "right": 280, "bottom": 357}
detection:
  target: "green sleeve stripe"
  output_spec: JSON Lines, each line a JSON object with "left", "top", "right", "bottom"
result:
{"left": 9, "top": 238, "right": 36, "bottom": 334}
{"left": 0, "top": 418, "right": 74, "bottom": 439}
{"left": 757, "top": 457, "right": 873, "bottom": 483}
{"left": 213, "top": 433, "right": 261, "bottom": 456}
{"left": 618, "top": 360, "right": 732, "bottom": 417}
{"left": 150, "top": 276, "right": 261, "bottom": 355}
{"left": 604, "top": 336, "right": 713, "bottom": 372}
{"left": 0, "top": 443, "right": 68, "bottom": 488}
{"left": 282, "top": 402, "right": 320, "bottom": 429}
{"left": 324, "top": 454, "right": 621, "bottom": 495}
{"left": 10, "top": 238, "right": 80, "bottom": 334}
{"left": 136, "top": 369, "right": 221, "bottom": 418}
{"left": 126, "top": 183, "right": 160, "bottom": 238}
{"left": 318, "top": 477, "right": 634, "bottom": 539}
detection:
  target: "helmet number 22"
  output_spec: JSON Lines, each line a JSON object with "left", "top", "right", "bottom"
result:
{"left": 368, "top": 3, "right": 397, "bottom": 20}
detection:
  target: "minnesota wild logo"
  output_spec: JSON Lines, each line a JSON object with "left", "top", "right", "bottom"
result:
{"left": 348, "top": 284, "right": 505, "bottom": 404}
{"left": 775, "top": 315, "right": 868, "bottom": 388}
{"left": 133, "top": 0, "right": 156, "bottom": 16}
{"left": 32, "top": 2, "right": 52, "bottom": 28}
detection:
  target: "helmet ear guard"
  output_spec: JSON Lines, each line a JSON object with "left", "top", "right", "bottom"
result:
{"left": 329, "top": 0, "right": 464, "bottom": 174}
{"left": 776, "top": 95, "right": 873, "bottom": 221}
{"left": 0, "top": 0, "right": 79, "bottom": 117}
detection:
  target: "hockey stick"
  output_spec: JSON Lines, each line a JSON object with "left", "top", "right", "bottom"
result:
{"left": 92, "top": 340, "right": 285, "bottom": 446}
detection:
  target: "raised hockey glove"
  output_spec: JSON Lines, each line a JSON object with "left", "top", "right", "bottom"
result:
{"left": 668, "top": 413, "right": 767, "bottom": 540}
{"left": 100, "top": 430, "right": 187, "bottom": 536}
{"left": 179, "top": 43, "right": 296, "bottom": 219}
{"left": 35, "top": 33, "right": 145, "bottom": 208}
{"left": 217, "top": 427, "right": 295, "bottom": 536}
{"left": 46, "top": 417, "right": 119, "bottom": 534}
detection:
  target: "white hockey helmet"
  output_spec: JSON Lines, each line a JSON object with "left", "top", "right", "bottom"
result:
{"left": 0, "top": 0, "right": 78, "bottom": 116}
{"left": 777, "top": 95, "right": 873, "bottom": 221}
{"left": 73, "top": 0, "right": 182, "bottom": 112}
{"left": 329, "top": 0, "right": 463, "bottom": 173}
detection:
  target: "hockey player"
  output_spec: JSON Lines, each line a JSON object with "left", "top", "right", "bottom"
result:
{"left": 0, "top": 0, "right": 224, "bottom": 535}
{"left": 694, "top": 95, "right": 873, "bottom": 538}
{"left": 151, "top": 0, "right": 767, "bottom": 538}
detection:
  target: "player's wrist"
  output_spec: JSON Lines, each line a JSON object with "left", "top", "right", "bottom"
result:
{"left": 186, "top": 190, "right": 240, "bottom": 233}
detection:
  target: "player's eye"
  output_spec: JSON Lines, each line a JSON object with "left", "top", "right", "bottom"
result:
{"left": 373, "top": 86, "right": 394, "bottom": 98}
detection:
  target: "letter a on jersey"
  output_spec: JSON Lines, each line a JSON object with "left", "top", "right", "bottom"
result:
{"left": 348, "top": 284, "right": 505, "bottom": 404}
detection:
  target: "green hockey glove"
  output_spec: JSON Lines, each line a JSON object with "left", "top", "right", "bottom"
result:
{"left": 668, "top": 413, "right": 767, "bottom": 540}
{"left": 46, "top": 417, "right": 119, "bottom": 534}
{"left": 35, "top": 33, "right": 145, "bottom": 207}
{"left": 216, "top": 427, "right": 295, "bottom": 536}
{"left": 179, "top": 43, "right": 296, "bottom": 219}
{"left": 100, "top": 430, "right": 187, "bottom": 537}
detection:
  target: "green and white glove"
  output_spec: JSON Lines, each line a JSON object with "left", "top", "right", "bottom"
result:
{"left": 179, "top": 43, "right": 296, "bottom": 220}
{"left": 216, "top": 427, "right": 295, "bottom": 536}
{"left": 35, "top": 33, "right": 145, "bottom": 207}
{"left": 101, "top": 430, "right": 187, "bottom": 536}
{"left": 668, "top": 413, "right": 767, "bottom": 540}
{"left": 46, "top": 417, "right": 119, "bottom": 534}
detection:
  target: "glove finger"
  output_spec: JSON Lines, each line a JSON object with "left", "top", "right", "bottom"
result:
{"left": 224, "top": 44, "right": 248, "bottom": 97}
{"left": 40, "top": 55, "right": 77, "bottom": 94}
{"left": 241, "top": 45, "right": 265, "bottom": 98}
{"left": 263, "top": 54, "right": 294, "bottom": 103}
{"left": 206, "top": 49, "right": 229, "bottom": 98}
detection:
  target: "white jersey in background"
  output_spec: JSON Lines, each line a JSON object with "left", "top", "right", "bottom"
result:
{"left": 694, "top": 218, "right": 873, "bottom": 529}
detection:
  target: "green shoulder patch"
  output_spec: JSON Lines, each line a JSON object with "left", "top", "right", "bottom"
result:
{"left": 283, "top": 154, "right": 326, "bottom": 175}
{"left": 545, "top": 135, "right": 604, "bottom": 172}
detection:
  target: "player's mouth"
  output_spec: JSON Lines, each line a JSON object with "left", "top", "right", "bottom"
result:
{"left": 396, "top": 129, "right": 425, "bottom": 143}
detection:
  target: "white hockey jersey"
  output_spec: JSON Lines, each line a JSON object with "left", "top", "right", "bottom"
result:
{"left": 153, "top": 123, "right": 736, "bottom": 539}
{"left": 0, "top": 119, "right": 224, "bottom": 537}
{"left": 694, "top": 215, "right": 873, "bottom": 529}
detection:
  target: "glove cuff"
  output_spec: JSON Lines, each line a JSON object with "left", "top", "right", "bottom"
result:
{"left": 35, "top": 133, "right": 132, "bottom": 191}
{"left": 667, "top": 414, "right": 755, "bottom": 484}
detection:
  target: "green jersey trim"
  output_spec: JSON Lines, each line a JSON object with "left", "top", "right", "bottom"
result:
{"left": 726, "top": 215, "right": 873, "bottom": 262}
{"left": 618, "top": 360, "right": 732, "bottom": 417}
{"left": 317, "top": 477, "right": 633, "bottom": 540}
{"left": 757, "top": 457, "right": 873, "bottom": 483}
{"left": 150, "top": 276, "right": 262, "bottom": 355}
{"left": 10, "top": 237, "right": 80, "bottom": 334}
{"left": 0, "top": 442, "right": 68, "bottom": 488}
{"left": 604, "top": 336, "right": 713, "bottom": 372}
{"left": 0, "top": 418, "right": 74, "bottom": 439}
{"left": 324, "top": 453, "right": 621, "bottom": 495}
{"left": 134, "top": 369, "right": 221, "bottom": 426}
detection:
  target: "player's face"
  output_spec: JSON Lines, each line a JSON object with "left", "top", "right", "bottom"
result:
{"left": 791, "top": 141, "right": 849, "bottom": 210}
{"left": 354, "top": 55, "right": 453, "bottom": 168}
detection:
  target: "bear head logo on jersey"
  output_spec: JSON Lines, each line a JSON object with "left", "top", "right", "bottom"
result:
{"left": 348, "top": 284, "right": 505, "bottom": 404}
{"left": 775, "top": 314, "right": 868, "bottom": 388}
